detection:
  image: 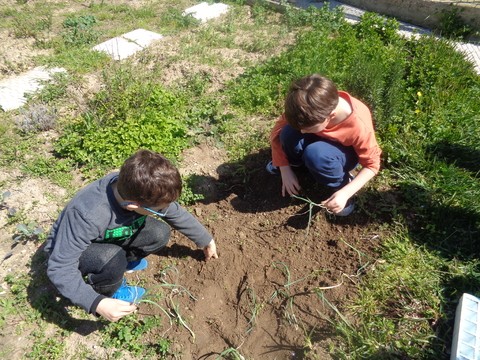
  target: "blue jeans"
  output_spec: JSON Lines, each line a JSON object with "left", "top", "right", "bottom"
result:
{"left": 280, "top": 124, "right": 358, "bottom": 188}
{"left": 78, "top": 216, "right": 170, "bottom": 296}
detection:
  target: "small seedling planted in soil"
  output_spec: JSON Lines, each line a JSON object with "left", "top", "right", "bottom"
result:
{"left": 15, "top": 222, "right": 43, "bottom": 242}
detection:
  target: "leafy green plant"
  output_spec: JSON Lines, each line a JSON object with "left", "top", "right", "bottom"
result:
{"left": 62, "top": 15, "right": 99, "bottom": 47}
{"left": 56, "top": 82, "right": 189, "bottom": 168}
{"left": 354, "top": 12, "right": 400, "bottom": 43}
{"left": 178, "top": 175, "right": 206, "bottom": 206}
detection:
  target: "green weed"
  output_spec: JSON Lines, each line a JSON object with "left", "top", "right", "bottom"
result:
{"left": 12, "top": 8, "right": 52, "bottom": 39}
{"left": 36, "top": 46, "right": 110, "bottom": 73}
{"left": 160, "top": 5, "right": 201, "bottom": 33}
{"left": 25, "top": 336, "right": 66, "bottom": 360}
{"left": 317, "top": 232, "right": 447, "bottom": 358}
{"left": 25, "top": 71, "right": 73, "bottom": 105}
{"left": 291, "top": 194, "right": 331, "bottom": 242}
{"left": 244, "top": 286, "right": 263, "bottom": 333}
{"left": 101, "top": 314, "right": 168, "bottom": 356}
{"left": 20, "top": 156, "right": 74, "bottom": 188}
{"left": 437, "top": 5, "right": 476, "bottom": 40}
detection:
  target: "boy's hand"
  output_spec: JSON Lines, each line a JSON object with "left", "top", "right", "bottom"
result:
{"left": 280, "top": 166, "right": 301, "bottom": 197}
{"left": 322, "top": 190, "right": 349, "bottom": 214}
{"left": 203, "top": 239, "right": 218, "bottom": 261}
{"left": 96, "top": 298, "right": 137, "bottom": 322}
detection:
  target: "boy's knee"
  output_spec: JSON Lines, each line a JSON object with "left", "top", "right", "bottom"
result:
{"left": 79, "top": 243, "right": 127, "bottom": 275}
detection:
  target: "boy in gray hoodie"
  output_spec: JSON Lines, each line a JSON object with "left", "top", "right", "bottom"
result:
{"left": 45, "top": 149, "right": 218, "bottom": 322}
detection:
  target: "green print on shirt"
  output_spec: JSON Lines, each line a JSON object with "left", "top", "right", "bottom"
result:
{"left": 102, "top": 216, "right": 146, "bottom": 243}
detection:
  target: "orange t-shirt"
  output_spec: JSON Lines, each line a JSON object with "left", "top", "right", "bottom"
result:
{"left": 270, "top": 91, "right": 382, "bottom": 174}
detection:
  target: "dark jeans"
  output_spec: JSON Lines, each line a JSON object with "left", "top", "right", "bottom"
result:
{"left": 78, "top": 216, "right": 170, "bottom": 296}
{"left": 280, "top": 124, "right": 358, "bottom": 188}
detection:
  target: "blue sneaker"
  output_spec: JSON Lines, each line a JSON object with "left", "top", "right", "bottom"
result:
{"left": 334, "top": 173, "right": 355, "bottom": 216}
{"left": 111, "top": 279, "right": 145, "bottom": 303}
{"left": 126, "top": 258, "right": 148, "bottom": 273}
{"left": 335, "top": 196, "right": 355, "bottom": 216}
{"left": 266, "top": 161, "right": 280, "bottom": 175}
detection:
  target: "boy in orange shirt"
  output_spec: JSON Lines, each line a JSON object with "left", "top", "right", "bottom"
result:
{"left": 268, "top": 74, "right": 382, "bottom": 216}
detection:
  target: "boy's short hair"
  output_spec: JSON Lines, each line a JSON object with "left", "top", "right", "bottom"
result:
{"left": 117, "top": 150, "right": 182, "bottom": 207}
{"left": 284, "top": 74, "right": 339, "bottom": 130}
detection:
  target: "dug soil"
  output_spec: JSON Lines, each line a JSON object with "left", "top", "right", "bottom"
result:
{"left": 133, "top": 144, "right": 385, "bottom": 359}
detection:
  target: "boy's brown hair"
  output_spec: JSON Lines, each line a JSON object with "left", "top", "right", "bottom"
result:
{"left": 284, "top": 74, "right": 339, "bottom": 130}
{"left": 117, "top": 149, "right": 182, "bottom": 207}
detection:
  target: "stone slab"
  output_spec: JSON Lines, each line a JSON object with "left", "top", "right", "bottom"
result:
{"left": 122, "top": 29, "right": 163, "bottom": 48}
{"left": 92, "top": 29, "right": 163, "bottom": 60}
{"left": 0, "top": 67, "right": 66, "bottom": 112}
{"left": 184, "top": 2, "right": 230, "bottom": 23}
{"left": 92, "top": 36, "right": 144, "bottom": 61}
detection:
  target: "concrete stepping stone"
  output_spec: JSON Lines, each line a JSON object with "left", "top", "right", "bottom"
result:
{"left": 92, "top": 29, "right": 163, "bottom": 60}
{"left": 184, "top": 2, "right": 230, "bottom": 23}
{"left": 0, "top": 67, "right": 66, "bottom": 112}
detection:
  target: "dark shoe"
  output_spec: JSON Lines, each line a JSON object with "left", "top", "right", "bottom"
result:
{"left": 126, "top": 258, "right": 148, "bottom": 273}
{"left": 111, "top": 279, "right": 145, "bottom": 303}
{"left": 266, "top": 161, "right": 280, "bottom": 175}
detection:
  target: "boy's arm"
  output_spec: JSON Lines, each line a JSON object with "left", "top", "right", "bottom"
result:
{"left": 163, "top": 202, "right": 218, "bottom": 260}
{"left": 322, "top": 167, "right": 375, "bottom": 213}
{"left": 270, "top": 115, "right": 290, "bottom": 167}
{"left": 47, "top": 212, "right": 105, "bottom": 313}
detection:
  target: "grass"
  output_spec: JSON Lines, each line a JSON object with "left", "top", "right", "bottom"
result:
{"left": 0, "top": 0, "right": 479, "bottom": 358}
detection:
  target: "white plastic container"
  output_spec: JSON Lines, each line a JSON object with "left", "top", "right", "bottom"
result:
{"left": 451, "top": 293, "right": 480, "bottom": 360}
